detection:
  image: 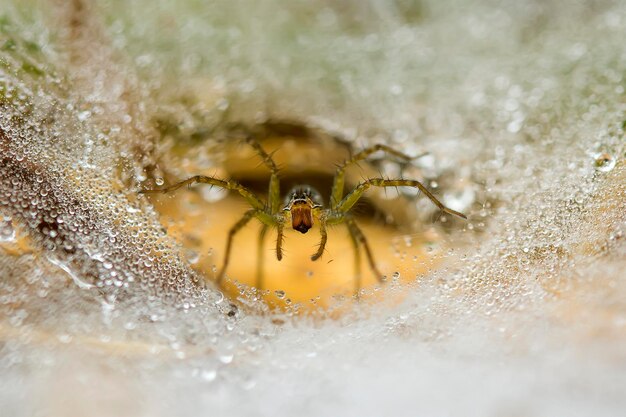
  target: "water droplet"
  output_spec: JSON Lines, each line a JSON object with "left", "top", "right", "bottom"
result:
{"left": 242, "top": 377, "right": 256, "bottom": 390}
{"left": 219, "top": 353, "right": 234, "bottom": 364}
{"left": 507, "top": 119, "right": 522, "bottom": 133}
{"left": 155, "top": 177, "right": 165, "bottom": 186}
{"left": 216, "top": 98, "right": 229, "bottom": 111}
{"left": 274, "top": 290, "right": 286, "bottom": 299}
{"left": 200, "top": 186, "right": 228, "bottom": 203}
{"left": 443, "top": 186, "right": 476, "bottom": 213}
{"left": 390, "top": 84, "right": 403, "bottom": 95}
{"left": 186, "top": 249, "right": 199, "bottom": 264}
{"left": 593, "top": 153, "right": 616, "bottom": 172}
{"left": 201, "top": 369, "right": 217, "bottom": 382}
{"left": 57, "top": 334, "right": 72, "bottom": 343}
{"left": 0, "top": 216, "right": 16, "bottom": 242}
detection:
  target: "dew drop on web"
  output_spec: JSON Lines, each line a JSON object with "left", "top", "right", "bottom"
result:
{"left": 593, "top": 152, "right": 616, "bottom": 172}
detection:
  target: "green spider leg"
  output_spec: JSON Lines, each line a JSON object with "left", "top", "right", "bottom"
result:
{"left": 218, "top": 210, "right": 281, "bottom": 285}
{"left": 346, "top": 217, "right": 384, "bottom": 284}
{"left": 140, "top": 137, "right": 286, "bottom": 287}
{"left": 244, "top": 135, "right": 282, "bottom": 213}
{"left": 257, "top": 224, "right": 269, "bottom": 289}
{"left": 275, "top": 221, "right": 284, "bottom": 261}
{"left": 139, "top": 175, "right": 265, "bottom": 211}
{"left": 217, "top": 208, "right": 258, "bottom": 284}
{"left": 310, "top": 207, "right": 327, "bottom": 261}
{"left": 336, "top": 178, "right": 467, "bottom": 220}
{"left": 346, "top": 220, "right": 362, "bottom": 297}
{"left": 244, "top": 134, "right": 285, "bottom": 287}
{"left": 325, "top": 177, "right": 465, "bottom": 291}
{"left": 330, "top": 144, "right": 415, "bottom": 208}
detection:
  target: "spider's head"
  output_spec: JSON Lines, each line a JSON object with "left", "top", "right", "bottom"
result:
{"left": 283, "top": 186, "right": 323, "bottom": 234}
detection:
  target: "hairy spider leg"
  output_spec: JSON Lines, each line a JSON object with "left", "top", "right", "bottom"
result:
{"left": 346, "top": 219, "right": 362, "bottom": 297}
{"left": 217, "top": 209, "right": 259, "bottom": 283}
{"left": 310, "top": 208, "right": 328, "bottom": 261}
{"left": 330, "top": 144, "right": 414, "bottom": 208}
{"left": 257, "top": 224, "right": 269, "bottom": 289}
{"left": 346, "top": 217, "right": 384, "bottom": 284}
{"left": 246, "top": 135, "right": 288, "bottom": 277}
{"left": 140, "top": 135, "right": 287, "bottom": 286}
{"left": 218, "top": 210, "right": 279, "bottom": 284}
{"left": 336, "top": 178, "right": 467, "bottom": 219}
{"left": 245, "top": 135, "right": 282, "bottom": 214}
{"left": 140, "top": 175, "right": 265, "bottom": 211}
{"left": 275, "top": 221, "right": 284, "bottom": 261}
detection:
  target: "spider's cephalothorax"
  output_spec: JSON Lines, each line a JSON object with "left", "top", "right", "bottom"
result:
{"left": 283, "top": 186, "right": 323, "bottom": 234}
{"left": 140, "top": 136, "right": 467, "bottom": 295}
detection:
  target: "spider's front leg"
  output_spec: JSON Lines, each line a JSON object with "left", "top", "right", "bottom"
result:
{"left": 332, "top": 177, "right": 467, "bottom": 293}
{"left": 245, "top": 135, "right": 282, "bottom": 214}
{"left": 275, "top": 221, "right": 284, "bottom": 261}
{"left": 330, "top": 144, "right": 417, "bottom": 208}
{"left": 140, "top": 175, "right": 265, "bottom": 211}
{"left": 310, "top": 209, "right": 328, "bottom": 261}
{"left": 336, "top": 178, "right": 467, "bottom": 220}
{"left": 139, "top": 161, "right": 286, "bottom": 289}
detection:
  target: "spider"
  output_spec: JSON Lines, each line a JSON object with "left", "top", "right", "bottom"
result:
{"left": 140, "top": 136, "right": 467, "bottom": 294}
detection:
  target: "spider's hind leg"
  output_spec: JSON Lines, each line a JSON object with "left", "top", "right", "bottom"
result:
{"left": 347, "top": 217, "right": 384, "bottom": 286}
{"left": 346, "top": 220, "right": 362, "bottom": 297}
{"left": 256, "top": 224, "right": 269, "bottom": 290}
{"left": 216, "top": 209, "right": 258, "bottom": 284}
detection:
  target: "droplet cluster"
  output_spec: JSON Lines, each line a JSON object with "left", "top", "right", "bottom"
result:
{"left": 1, "top": 2, "right": 625, "bottom": 416}
{"left": 0, "top": 12, "right": 226, "bottom": 314}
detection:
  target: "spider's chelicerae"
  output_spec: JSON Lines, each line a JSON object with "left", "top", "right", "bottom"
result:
{"left": 141, "top": 136, "right": 467, "bottom": 293}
